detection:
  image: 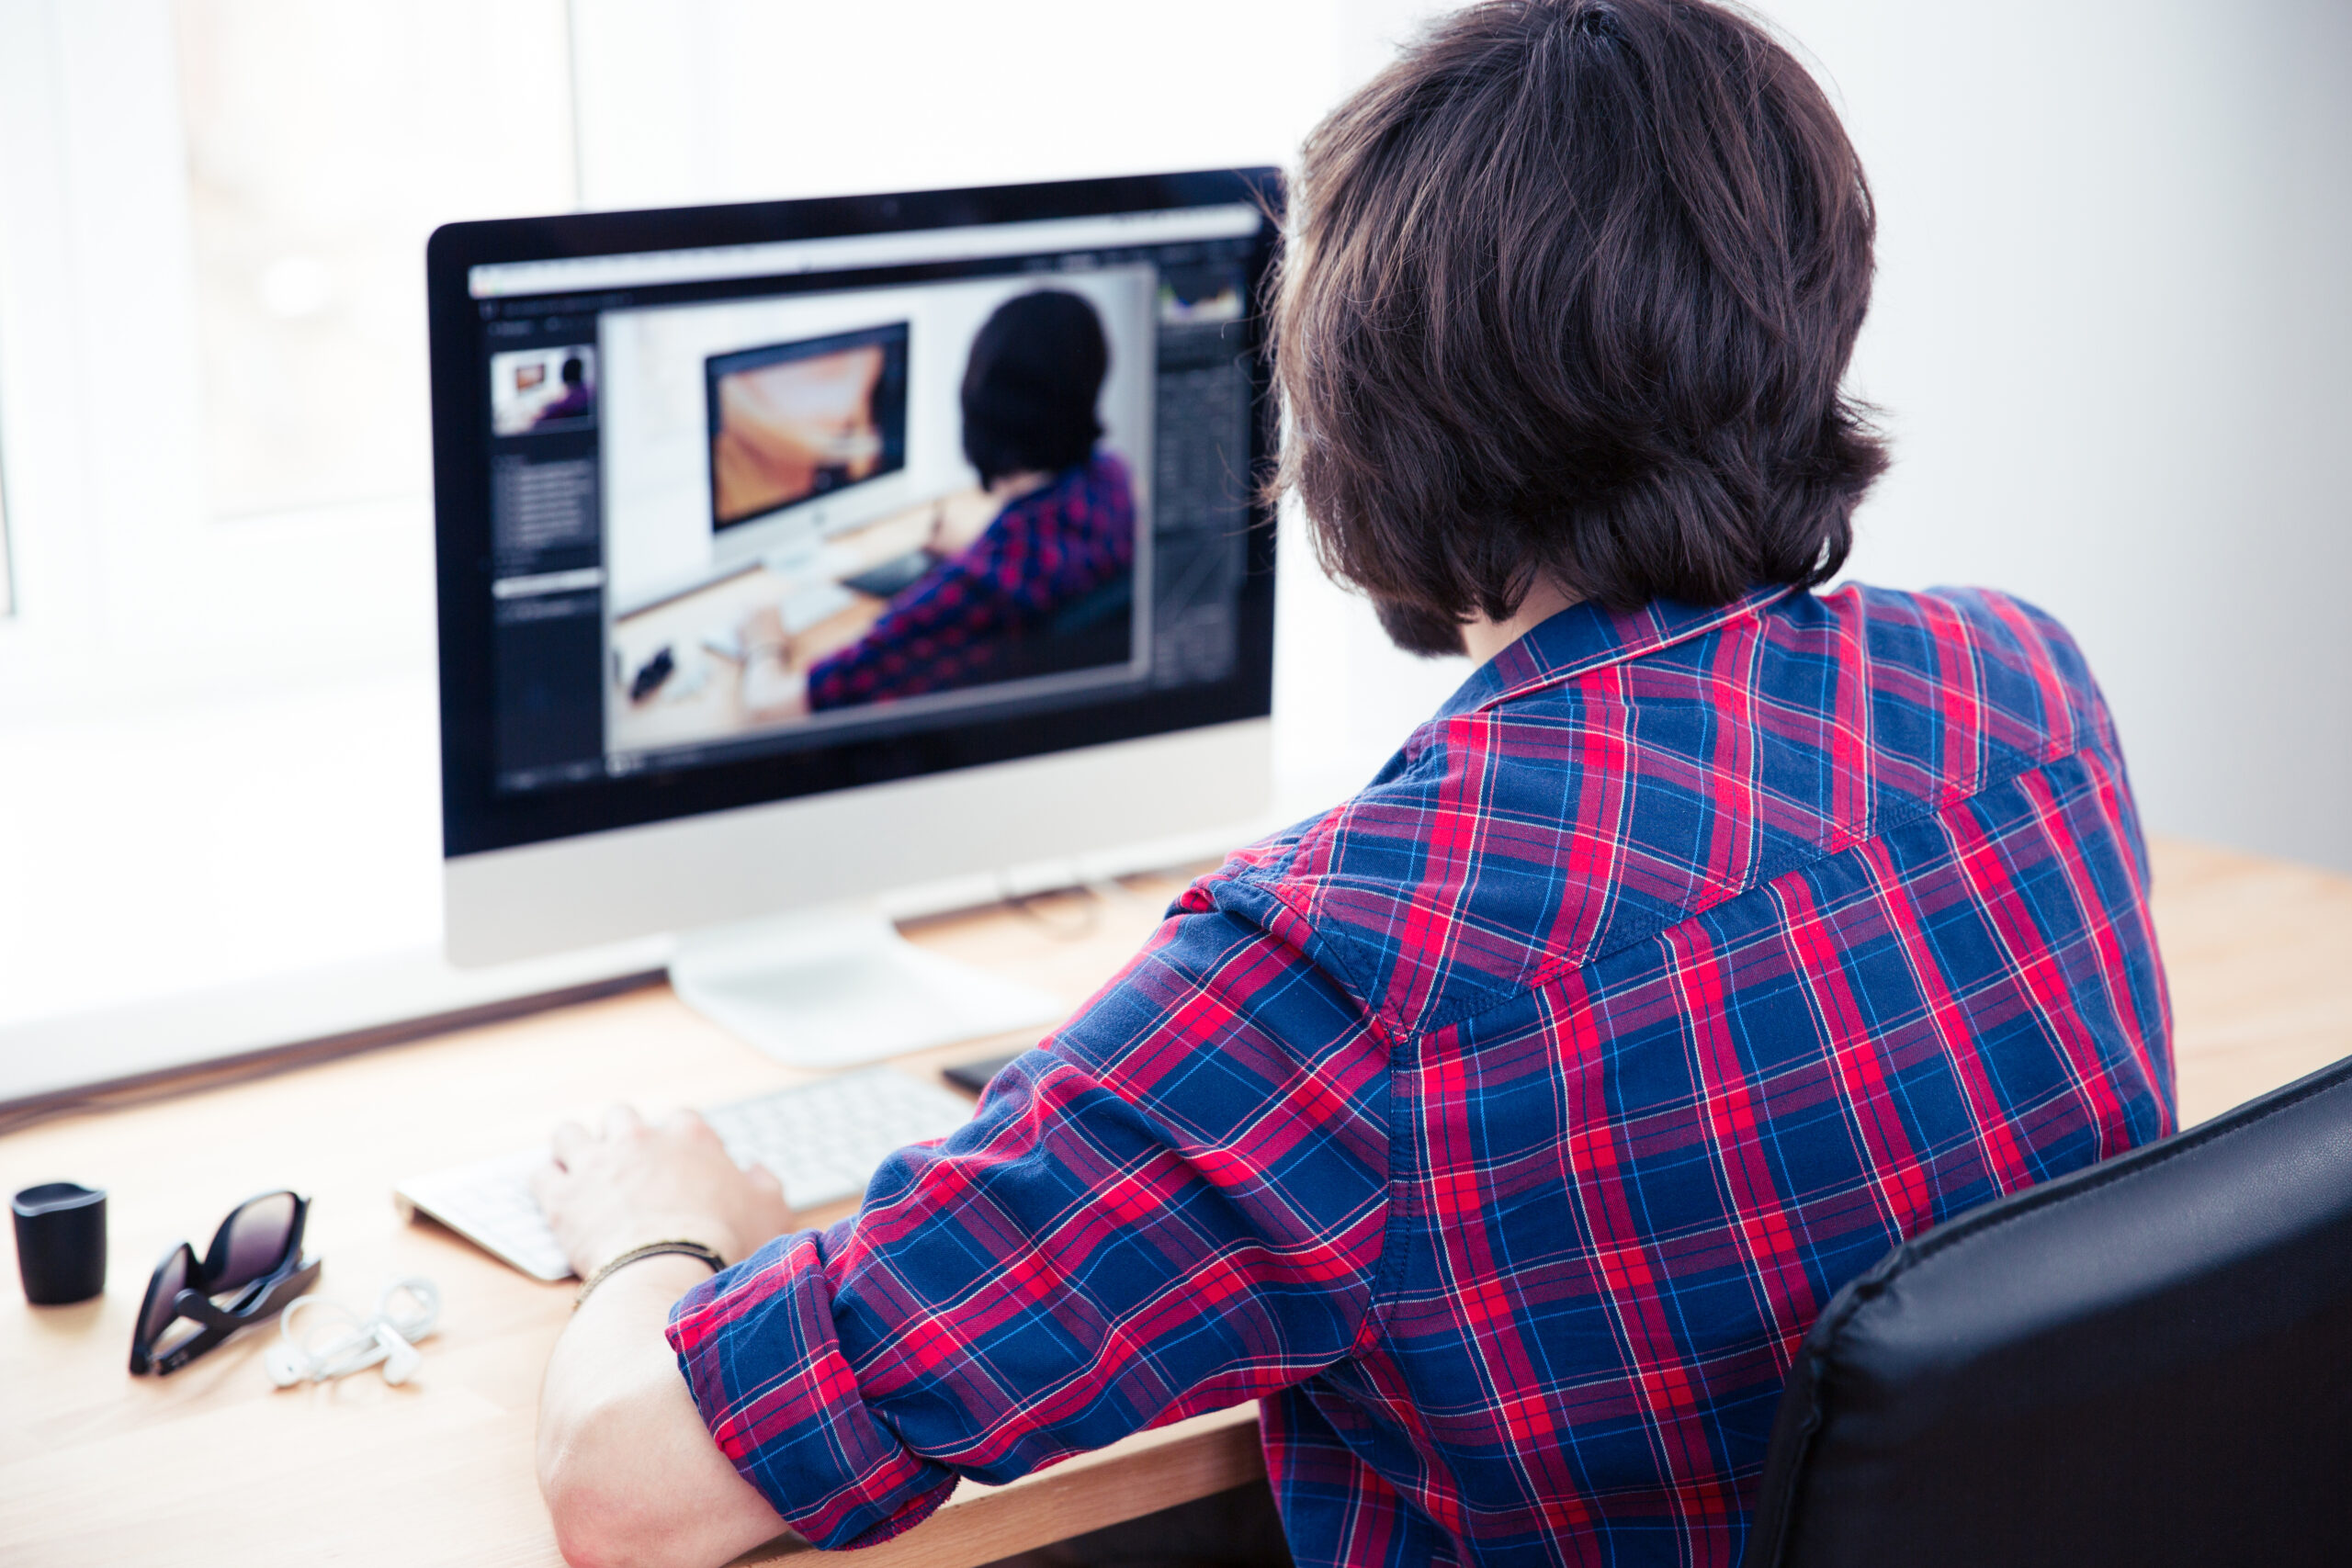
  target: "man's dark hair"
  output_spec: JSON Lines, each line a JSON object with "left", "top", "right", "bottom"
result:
{"left": 961, "top": 290, "right": 1108, "bottom": 486}
{"left": 1272, "top": 0, "right": 1887, "bottom": 654}
{"left": 561, "top": 355, "right": 585, "bottom": 386}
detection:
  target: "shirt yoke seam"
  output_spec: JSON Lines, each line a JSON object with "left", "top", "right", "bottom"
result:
{"left": 1374, "top": 732, "right": 2097, "bottom": 1045}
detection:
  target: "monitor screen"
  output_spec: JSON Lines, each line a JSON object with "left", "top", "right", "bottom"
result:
{"left": 429, "top": 172, "right": 1280, "bottom": 860}
{"left": 706, "top": 322, "right": 910, "bottom": 532}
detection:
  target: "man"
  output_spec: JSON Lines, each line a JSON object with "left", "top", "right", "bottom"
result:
{"left": 533, "top": 3, "right": 2174, "bottom": 1564}
{"left": 535, "top": 354, "right": 594, "bottom": 427}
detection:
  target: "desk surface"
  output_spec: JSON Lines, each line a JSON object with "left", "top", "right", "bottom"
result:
{"left": 5, "top": 838, "right": 2349, "bottom": 1567}
{"left": 606, "top": 494, "right": 941, "bottom": 757}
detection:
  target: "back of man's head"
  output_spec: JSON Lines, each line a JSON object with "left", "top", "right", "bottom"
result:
{"left": 1273, "top": 0, "right": 1886, "bottom": 653}
{"left": 962, "top": 290, "right": 1110, "bottom": 487}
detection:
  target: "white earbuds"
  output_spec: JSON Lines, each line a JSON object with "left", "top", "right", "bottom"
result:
{"left": 266, "top": 1277, "right": 440, "bottom": 1389}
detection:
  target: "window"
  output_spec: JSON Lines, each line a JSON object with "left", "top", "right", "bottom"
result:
{"left": 173, "top": 0, "right": 577, "bottom": 520}
{"left": 0, "top": 439, "right": 13, "bottom": 618}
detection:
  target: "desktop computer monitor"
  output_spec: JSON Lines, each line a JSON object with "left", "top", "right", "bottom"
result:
{"left": 706, "top": 321, "right": 910, "bottom": 534}
{"left": 427, "top": 170, "right": 1282, "bottom": 1065}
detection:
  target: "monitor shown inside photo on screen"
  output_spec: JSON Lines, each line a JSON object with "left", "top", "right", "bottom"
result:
{"left": 705, "top": 321, "right": 911, "bottom": 534}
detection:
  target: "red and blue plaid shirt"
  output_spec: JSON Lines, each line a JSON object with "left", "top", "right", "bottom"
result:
{"left": 670, "top": 583, "right": 2173, "bottom": 1565}
{"left": 807, "top": 451, "right": 1135, "bottom": 711}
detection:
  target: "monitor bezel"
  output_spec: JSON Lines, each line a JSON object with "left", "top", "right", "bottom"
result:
{"left": 428, "top": 169, "right": 1283, "bottom": 862}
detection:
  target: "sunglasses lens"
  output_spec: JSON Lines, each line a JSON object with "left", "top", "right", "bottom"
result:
{"left": 140, "top": 1247, "right": 189, "bottom": 1348}
{"left": 211, "top": 1192, "right": 296, "bottom": 1291}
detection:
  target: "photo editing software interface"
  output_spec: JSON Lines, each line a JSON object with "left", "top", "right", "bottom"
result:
{"left": 470, "top": 206, "right": 1262, "bottom": 795}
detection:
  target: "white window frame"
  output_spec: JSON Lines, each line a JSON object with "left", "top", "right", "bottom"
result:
{"left": 0, "top": 0, "right": 432, "bottom": 720}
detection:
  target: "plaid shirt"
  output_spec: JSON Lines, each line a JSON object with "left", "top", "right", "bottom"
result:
{"left": 807, "top": 451, "right": 1136, "bottom": 710}
{"left": 671, "top": 584, "right": 2173, "bottom": 1565}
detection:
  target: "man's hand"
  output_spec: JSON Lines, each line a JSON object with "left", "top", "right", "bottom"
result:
{"left": 533, "top": 1111, "right": 798, "bottom": 1565}
{"left": 736, "top": 604, "right": 812, "bottom": 722}
{"left": 925, "top": 484, "right": 1002, "bottom": 556}
{"left": 532, "top": 1107, "right": 794, "bottom": 1280}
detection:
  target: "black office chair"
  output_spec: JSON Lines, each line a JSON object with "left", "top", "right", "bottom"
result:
{"left": 996, "top": 579, "right": 1136, "bottom": 683}
{"left": 1751, "top": 1051, "right": 2352, "bottom": 1568}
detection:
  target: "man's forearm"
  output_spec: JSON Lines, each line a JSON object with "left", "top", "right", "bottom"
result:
{"left": 538, "top": 1258, "right": 789, "bottom": 1568}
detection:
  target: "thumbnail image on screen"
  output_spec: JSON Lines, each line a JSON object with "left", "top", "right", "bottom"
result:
{"left": 492, "top": 344, "right": 598, "bottom": 435}
{"left": 707, "top": 323, "right": 909, "bottom": 532}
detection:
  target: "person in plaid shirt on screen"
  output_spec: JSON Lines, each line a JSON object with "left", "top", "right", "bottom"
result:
{"left": 741, "top": 290, "right": 1137, "bottom": 723}
{"left": 531, "top": 3, "right": 2174, "bottom": 1565}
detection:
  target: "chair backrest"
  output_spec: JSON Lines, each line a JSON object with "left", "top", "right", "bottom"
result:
{"left": 1048, "top": 574, "right": 1134, "bottom": 637}
{"left": 1751, "top": 1051, "right": 2352, "bottom": 1568}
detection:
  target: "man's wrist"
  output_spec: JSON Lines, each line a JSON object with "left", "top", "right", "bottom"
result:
{"left": 575, "top": 1240, "right": 726, "bottom": 1309}
{"left": 579, "top": 1216, "right": 741, "bottom": 1282}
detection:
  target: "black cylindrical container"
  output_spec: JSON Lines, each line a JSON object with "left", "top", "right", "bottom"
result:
{"left": 12, "top": 1182, "right": 107, "bottom": 1305}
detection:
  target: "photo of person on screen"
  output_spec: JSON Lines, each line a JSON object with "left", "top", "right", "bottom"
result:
{"left": 535, "top": 353, "right": 595, "bottom": 427}
{"left": 738, "top": 289, "right": 1136, "bottom": 720}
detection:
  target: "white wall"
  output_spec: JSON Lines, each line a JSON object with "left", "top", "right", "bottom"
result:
{"left": 567, "top": 0, "right": 1348, "bottom": 209}
{"left": 1796, "top": 0, "right": 2352, "bottom": 874}
{"left": 1318, "top": 0, "right": 2352, "bottom": 871}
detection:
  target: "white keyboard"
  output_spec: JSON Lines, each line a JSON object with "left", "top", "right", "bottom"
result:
{"left": 393, "top": 1067, "right": 981, "bottom": 1281}
{"left": 778, "top": 580, "right": 857, "bottom": 634}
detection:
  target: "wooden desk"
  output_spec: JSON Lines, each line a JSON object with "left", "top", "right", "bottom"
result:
{"left": 4, "top": 840, "right": 2348, "bottom": 1567}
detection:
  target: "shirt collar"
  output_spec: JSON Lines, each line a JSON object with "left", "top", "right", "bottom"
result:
{"left": 1433, "top": 584, "right": 1798, "bottom": 720}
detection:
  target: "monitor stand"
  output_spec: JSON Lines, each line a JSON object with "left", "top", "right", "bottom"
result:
{"left": 667, "top": 904, "right": 1067, "bottom": 1068}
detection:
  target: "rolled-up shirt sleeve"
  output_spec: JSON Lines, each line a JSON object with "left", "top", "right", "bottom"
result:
{"left": 662, "top": 870, "right": 1391, "bottom": 1551}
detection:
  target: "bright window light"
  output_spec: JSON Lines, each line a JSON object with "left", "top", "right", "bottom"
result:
{"left": 171, "top": 0, "right": 578, "bottom": 520}
{"left": 0, "top": 439, "right": 12, "bottom": 618}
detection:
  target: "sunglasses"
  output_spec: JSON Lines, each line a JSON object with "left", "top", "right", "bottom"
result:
{"left": 130, "top": 1190, "right": 321, "bottom": 1376}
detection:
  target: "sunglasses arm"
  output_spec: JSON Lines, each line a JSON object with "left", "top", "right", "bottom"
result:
{"left": 171, "top": 1256, "right": 323, "bottom": 1333}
